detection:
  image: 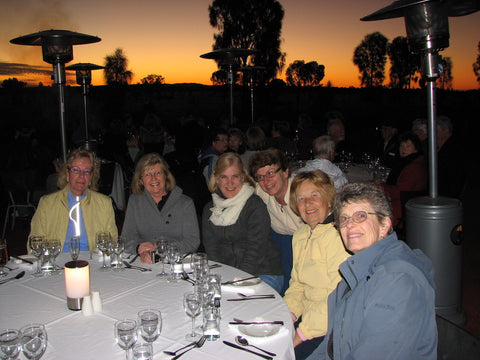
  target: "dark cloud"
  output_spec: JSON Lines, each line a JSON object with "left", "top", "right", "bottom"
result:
{"left": 0, "top": 62, "right": 52, "bottom": 76}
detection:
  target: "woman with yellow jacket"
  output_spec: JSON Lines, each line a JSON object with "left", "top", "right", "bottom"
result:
{"left": 284, "top": 170, "right": 349, "bottom": 360}
{"left": 30, "top": 148, "right": 117, "bottom": 253}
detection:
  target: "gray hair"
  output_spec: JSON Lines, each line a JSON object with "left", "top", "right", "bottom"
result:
{"left": 412, "top": 118, "right": 427, "bottom": 135}
{"left": 333, "top": 182, "right": 393, "bottom": 234}
{"left": 312, "top": 135, "right": 335, "bottom": 159}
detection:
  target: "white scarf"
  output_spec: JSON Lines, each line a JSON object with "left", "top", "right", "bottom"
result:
{"left": 209, "top": 184, "right": 255, "bottom": 226}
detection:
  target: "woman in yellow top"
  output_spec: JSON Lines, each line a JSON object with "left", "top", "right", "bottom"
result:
{"left": 284, "top": 170, "right": 349, "bottom": 360}
{"left": 30, "top": 148, "right": 118, "bottom": 253}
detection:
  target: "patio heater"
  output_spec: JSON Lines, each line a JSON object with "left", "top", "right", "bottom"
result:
{"left": 200, "top": 48, "right": 257, "bottom": 125}
{"left": 10, "top": 30, "right": 101, "bottom": 162}
{"left": 238, "top": 66, "right": 266, "bottom": 123}
{"left": 66, "top": 62, "right": 104, "bottom": 149}
{"left": 362, "top": 0, "right": 479, "bottom": 324}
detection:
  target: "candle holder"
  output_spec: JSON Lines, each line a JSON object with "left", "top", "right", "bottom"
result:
{"left": 64, "top": 260, "right": 90, "bottom": 310}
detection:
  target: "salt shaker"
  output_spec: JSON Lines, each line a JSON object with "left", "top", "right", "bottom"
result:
{"left": 91, "top": 290, "right": 103, "bottom": 313}
{"left": 82, "top": 295, "right": 94, "bottom": 316}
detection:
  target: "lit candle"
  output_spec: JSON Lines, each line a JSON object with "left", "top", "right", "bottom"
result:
{"left": 64, "top": 260, "right": 90, "bottom": 310}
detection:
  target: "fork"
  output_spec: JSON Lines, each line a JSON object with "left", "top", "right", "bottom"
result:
{"left": 181, "top": 271, "right": 195, "bottom": 285}
{"left": 172, "top": 336, "right": 206, "bottom": 359}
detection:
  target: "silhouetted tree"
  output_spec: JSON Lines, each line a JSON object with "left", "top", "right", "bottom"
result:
{"left": 140, "top": 74, "right": 165, "bottom": 85}
{"left": 2, "top": 77, "right": 26, "bottom": 89}
{"left": 387, "top": 36, "right": 421, "bottom": 89}
{"left": 104, "top": 48, "right": 133, "bottom": 85}
{"left": 208, "top": 0, "right": 285, "bottom": 82}
{"left": 354, "top": 32, "right": 388, "bottom": 87}
{"left": 473, "top": 41, "right": 480, "bottom": 86}
{"left": 438, "top": 56, "right": 453, "bottom": 90}
{"left": 285, "top": 60, "right": 325, "bottom": 86}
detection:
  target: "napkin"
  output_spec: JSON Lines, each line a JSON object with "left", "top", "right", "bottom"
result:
{"left": 14, "top": 255, "right": 36, "bottom": 270}
{"left": 221, "top": 284, "right": 257, "bottom": 294}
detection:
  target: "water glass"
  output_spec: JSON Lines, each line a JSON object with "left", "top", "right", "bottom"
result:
{"left": 203, "top": 306, "right": 221, "bottom": 341}
{"left": 155, "top": 237, "right": 169, "bottom": 279}
{"left": 110, "top": 237, "right": 125, "bottom": 270}
{"left": 96, "top": 231, "right": 111, "bottom": 270}
{"left": 69, "top": 236, "right": 80, "bottom": 261}
{"left": 20, "top": 324, "right": 48, "bottom": 360}
{"left": 184, "top": 292, "right": 202, "bottom": 341}
{"left": 132, "top": 343, "right": 153, "bottom": 360}
{"left": 167, "top": 246, "right": 182, "bottom": 282}
{"left": 191, "top": 252, "right": 208, "bottom": 283}
{"left": 0, "top": 329, "right": 22, "bottom": 360}
{"left": 28, "top": 236, "right": 45, "bottom": 277}
{"left": 137, "top": 309, "right": 162, "bottom": 343}
{"left": 114, "top": 319, "right": 138, "bottom": 360}
{"left": 0, "top": 239, "right": 8, "bottom": 277}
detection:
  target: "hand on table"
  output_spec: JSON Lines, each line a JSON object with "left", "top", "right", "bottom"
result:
{"left": 138, "top": 242, "right": 155, "bottom": 264}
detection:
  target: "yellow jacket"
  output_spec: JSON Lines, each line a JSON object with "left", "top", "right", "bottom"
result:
{"left": 283, "top": 222, "right": 349, "bottom": 339}
{"left": 30, "top": 187, "right": 118, "bottom": 252}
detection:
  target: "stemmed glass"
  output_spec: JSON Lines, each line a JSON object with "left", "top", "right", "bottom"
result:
{"left": 68, "top": 236, "right": 80, "bottom": 261}
{"left": 191, "top": 252, "right": 209, "bottom": 283}
{"left": 111, "top": 237, "right": 125, "bottom": 270}
{"left": 183, "top": 291, "right": 202, "bottom": 341}
{"left": 28, "top": 236, "right": 44, "bottom": 277}
{"left": 20, "top": 324, "right": 48, "bottom": 360}
{"left": 114, "top": 319, "right": 138, "bottom": 360}
{"left": 0, "top": 239, "right": 8, "bottom": 277}
{"left": 155, "top": 238, "right": 169, "bottom": 279}
{"left": 47, "top": 239, "right": 61, "bottom": 273}
{"left": 96, "top": 231, "right": 111, "bottom": 271}
{"left": 137, "top": 309, "right": 162, "bottom": 343}
{"left": 167, "top": 246, "right": 182, "bottom": 282}
{"left": 0, "top": 329, "right": 22, "bottom": 360}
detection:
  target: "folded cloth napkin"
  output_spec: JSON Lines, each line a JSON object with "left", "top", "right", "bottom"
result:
{"left": 14, "top": 256, "right": 36, "bottom": 270}
{"left": 221, "top": 284, "right": 257, "bottom": 294}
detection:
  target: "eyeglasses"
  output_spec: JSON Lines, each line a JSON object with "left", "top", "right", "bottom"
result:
{"left": 69, "top": 167, "right": 92, "bottom": 177}
{"left": 255, "top": 168, "right": 281, "bottom": 182}
{"left": 142, "top": 171, "right": 163, "bottom": 179}
{"left": 338, "top": 210, "right": 384, "bottom": 227}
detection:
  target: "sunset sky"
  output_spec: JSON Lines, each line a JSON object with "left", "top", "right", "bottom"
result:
{"left": 1, "top": 0, "right": 479, "bottom": 89}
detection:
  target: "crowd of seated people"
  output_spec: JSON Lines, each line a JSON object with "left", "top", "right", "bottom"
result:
{"left": 23, "top": 109, "right": 453, "bottom": 359}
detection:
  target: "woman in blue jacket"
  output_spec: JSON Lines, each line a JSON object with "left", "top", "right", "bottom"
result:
{"left": 307, "top": 182, "right": 437, "bottom": 360}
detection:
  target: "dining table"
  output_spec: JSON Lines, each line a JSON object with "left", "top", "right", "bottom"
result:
{"left": 1, "top": 252, "right": 295, "bottom": 360}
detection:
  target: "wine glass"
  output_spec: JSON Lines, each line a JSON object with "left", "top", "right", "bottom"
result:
{"left": 96, "top": 231, "right": 111, "bottom": 270}
{"left": 0, "top": 329, "right": 22, "bottom": 360}
{"left": 167, "top": 246, "right": 182, "bottom": 282}
{"left": 137, "top": 309, "right": 162, "bottom": 343}
{"left": 155, "top": 238, "right": 169, "bottom": 279}
{"left": 110, "top": 237, "right": 125, "bottom": 270}
{"left": 183, "top": 291, "right": 202, "bottom": 341}
{"left": 20, "top": 324, "right": 48, "bottom": 360}
{"left": 47, "top": 239, "right": 61, "bottom": 273}
{"left": 114, "top": 319, "right": 138, "bottom": 360}
{"left": 0, "top": 239, "right": 8, "bottom": 277}
{"left": 68, "top": 236, "right": 80, "bottom": 261}
{"left": 28, "top": 236, "right": 45, "bottom": 277}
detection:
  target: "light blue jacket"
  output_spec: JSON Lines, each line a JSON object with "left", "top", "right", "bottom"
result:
{"left": 307, "top": 232, "right": 437, "bottom": 360}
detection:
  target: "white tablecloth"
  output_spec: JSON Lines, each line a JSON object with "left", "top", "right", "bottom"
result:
{"left": 1, "top": 253, "right": 295, "bottom": 359}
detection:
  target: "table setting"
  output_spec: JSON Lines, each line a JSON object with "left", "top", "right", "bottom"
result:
{"left": 1, "top": 237, "right": 295, "bottom": 359}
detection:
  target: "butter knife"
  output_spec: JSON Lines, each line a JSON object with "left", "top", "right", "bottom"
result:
{"left": 221, "top": 276, "right": 258, "bottom": 285}
{"left": 227, "top": 296, "right": 275, "bottom": 301}
{"left": 229, "top": 320, "right": 284, "bottom": 325}
{"left": 223, "top": 341, "right": 273, "bottom": 359}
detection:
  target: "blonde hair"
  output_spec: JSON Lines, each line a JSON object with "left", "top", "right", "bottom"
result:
{"left": 208, "top": 152, "right": 255, "bottom": 193}
{"left": 131, "top": 153, "right": 176, "bottom": 194}
{"left": 57, "top": 148, "right": 100, "bottom": 191}
{"left": 289, "top": 170, "right": 336, "bottom": 216}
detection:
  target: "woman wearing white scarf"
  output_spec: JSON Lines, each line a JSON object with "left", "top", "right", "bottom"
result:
{"left": 202, "top": 152, "right": 283, "bottom": 293}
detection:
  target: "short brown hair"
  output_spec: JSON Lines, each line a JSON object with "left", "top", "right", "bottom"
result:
{"left": 289, "top": 170, "right": 335, "bottom": 216}
{"left": 248, "top": 148, "right": 288, "bottom": 178}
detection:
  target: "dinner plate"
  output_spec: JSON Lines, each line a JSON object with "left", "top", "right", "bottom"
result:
{"left": 238, "top": 322, "right": 282, "bottom": 337}
{"left": 230, "top": 278, "right": 262, "bottom": 287}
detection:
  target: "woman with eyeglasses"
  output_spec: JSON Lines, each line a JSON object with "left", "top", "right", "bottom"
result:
{"left": 284, "top": 170, "right": 350, "bottom": 360}
{"left": 122, "top": 153, "right": 200, "bottom": 263}
{"left": 202, "top": 152, "right": 283, "bottom": 293}
{"left": 30, "top": 148, "right": 117, "bottom": 252}
{"left": 307, "top": 182, "right": 437, "bottom": 360}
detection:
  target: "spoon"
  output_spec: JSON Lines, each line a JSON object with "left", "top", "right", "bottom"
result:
{"left": 0, "top": 271, "right": 25, "bottom": 285}
{"left": 235, "top": 336, "right": 277, "bottom": 357}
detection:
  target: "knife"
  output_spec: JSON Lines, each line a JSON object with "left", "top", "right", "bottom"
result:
{"left": 129, "top": 253, "right": 140, "bottom": 264}
{"left": 221, "top": 276, "right": 258, "bottom": 285}
{"left": 227, "top": 296, "right": 275, "bottom": 301}
{"left": 11, "top": 256, "right": 34, "bottom": 264}
{"left": 229, "top": 321, "right": 284, "bottom": 325}
{"left": 223, "top": 341, "right": 273, "bottom": 360}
